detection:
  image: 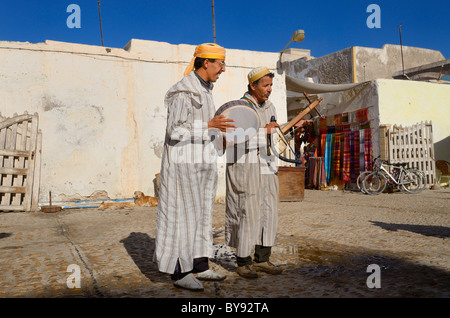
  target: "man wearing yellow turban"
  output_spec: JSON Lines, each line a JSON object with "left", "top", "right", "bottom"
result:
{"left": 183, "top": 43, "right": 226, "bottom": 76}
{"left": 155, "top": 43, "right": 235, "bottom": 291}
{"left": 225, "top": 66, "right": 283, "bottom": 279}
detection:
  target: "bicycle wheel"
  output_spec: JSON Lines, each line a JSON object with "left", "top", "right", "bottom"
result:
{"left": 362, "top": 172, "right": 387, "bottom": 195}
{"left": 357, "top": 171, "right": 371, "bottom": 193}
{"left": 400, "top": 169, "right": 424, "bottom": 193}
{"left": 408, "top": 169, "right": 426, "bottom": 193}
{"left": 412, "top": 169, "right": 427, "bottom": 191}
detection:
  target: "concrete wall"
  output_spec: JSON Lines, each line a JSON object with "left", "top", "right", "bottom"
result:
{"left": 283, "top": 47, "right": 353, "bottom": 84}
{"left": 283, "top": 44, "right": 448, "bottom": 166}
{"left": 375, "top": 79, "right": 450, "bottom": 162}
{"left": 0, "top": 39, "right": 287, "bottom": 204}
{"left": 355, "top": 45, "right": 445, "bottom": 83}
{"left": 308, "top": 79, "right": 450, "bottom": 164}
{"left": 283, "top": 44, "right": 445, "bottom": 85}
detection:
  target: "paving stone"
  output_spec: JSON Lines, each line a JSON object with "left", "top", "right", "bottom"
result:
{"left": 0, "top": 188, "right": 449, "bottom": 298}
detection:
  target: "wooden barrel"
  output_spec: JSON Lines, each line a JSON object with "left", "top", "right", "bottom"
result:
{"left": 278, "top": 166, "right": 305, "bottom": 201}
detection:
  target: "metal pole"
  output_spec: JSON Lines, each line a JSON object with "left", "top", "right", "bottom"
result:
{"left": 98, "top": 0, "right": 104, "bottom": 46}
{"left": 212, "top": 0, "right": 216, "bottom": 43}
{"left": 399, "top": 25, "right": 405, "bottom": 77}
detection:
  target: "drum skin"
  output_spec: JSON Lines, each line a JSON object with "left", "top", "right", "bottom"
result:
{"left": 215, "top": 100, "right": 260, "bottom": 144}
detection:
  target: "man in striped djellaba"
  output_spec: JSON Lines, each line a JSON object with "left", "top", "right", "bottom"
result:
{"left": 154, "top": 43, "right": 235, "bottom": 291}
{"left": 225, "top": 67, "right": 283, "bottom": 279}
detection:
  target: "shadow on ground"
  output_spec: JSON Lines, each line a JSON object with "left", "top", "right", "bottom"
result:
{"left": 120, "top": 232, "right": 168, "bottom": 285}
{"left": 370, "top": 221, "right": 450, "bottom": 239}
{"left": 115, "top": 232, "right": 450, "bottom": 298}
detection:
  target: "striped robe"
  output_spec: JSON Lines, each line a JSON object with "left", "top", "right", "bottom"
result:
{"left": 225, "top": 92, "right": 279, "bottom": 258}
{"left": 154, "top": 72, "right": 218, "bottom": 274}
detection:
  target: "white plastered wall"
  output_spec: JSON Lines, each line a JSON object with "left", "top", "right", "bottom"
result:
{"left": 0, "top": 39, "right": 286, "bottom": 204}
{"left": 376, "top": 79, "right": 450, "bottom": 162}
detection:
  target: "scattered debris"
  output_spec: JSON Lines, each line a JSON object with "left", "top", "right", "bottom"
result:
{"left": 40, "top": 191, "right": 62, "bottom": 213}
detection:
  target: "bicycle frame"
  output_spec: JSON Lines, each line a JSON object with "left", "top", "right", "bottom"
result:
{"left": 360, "top": 157, "right": 425, "bottom": 194}
{"left": 379, "top": 164, "right": 406, "bottom": 186}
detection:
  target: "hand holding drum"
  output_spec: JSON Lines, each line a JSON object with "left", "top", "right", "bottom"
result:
{"left": 208, "top": 114, "right": 236, "bottom": 132}
{"left": 213, "top": 100, "right": 261, "bottom": 145}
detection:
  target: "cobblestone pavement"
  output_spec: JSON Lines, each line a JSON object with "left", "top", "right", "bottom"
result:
{"left": 0, "top": 188, "right": 449, "bottom": 298}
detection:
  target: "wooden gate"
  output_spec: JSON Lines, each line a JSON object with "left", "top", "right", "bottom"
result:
{"left": 388, "top": 121, "right": 435, "bottom": 186}
{"left": 0, "top": 112, "right": 42, "bottom": 211}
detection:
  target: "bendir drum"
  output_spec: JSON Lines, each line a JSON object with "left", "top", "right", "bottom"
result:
{"left": 214, "top": 100, "right": 260, "bottom": 144}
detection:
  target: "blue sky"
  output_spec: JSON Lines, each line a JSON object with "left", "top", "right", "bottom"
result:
{"left": 1, "top": 0, "right": 449, "bottom": 58}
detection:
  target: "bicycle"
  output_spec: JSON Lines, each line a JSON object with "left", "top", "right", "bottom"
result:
{"left": 361, "top": 158, "right": 426, "bottom": 195}
{"left": 356, "top": 161, "right": 377, "bottom": 194}
{"left": 355, "top": 156, "right": 395, "bottom": 194}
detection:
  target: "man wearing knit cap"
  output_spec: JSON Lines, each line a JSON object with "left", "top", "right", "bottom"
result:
{"left": 155, "top": 43, "right": 235, "bottom": 291}
{"left": 225, "top": 66, "right": 282, "bottom": 279}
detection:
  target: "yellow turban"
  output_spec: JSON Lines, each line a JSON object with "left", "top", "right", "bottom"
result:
{"left": 184, "top": 43, "right": 226, "bottom": 76}
{"left": 248, "top": 66, "right": 271, "bottom": 83}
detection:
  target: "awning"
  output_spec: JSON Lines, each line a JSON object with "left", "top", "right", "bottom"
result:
{"left": 286, "top": 75, "right": 370, "bottom": 94}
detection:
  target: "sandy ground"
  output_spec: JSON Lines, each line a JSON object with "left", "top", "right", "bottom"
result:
{"left": 0, "top": 188, "right": 449, "bottom": 300}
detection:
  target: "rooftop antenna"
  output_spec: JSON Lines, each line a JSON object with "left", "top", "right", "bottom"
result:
{"left": 98, "top": 0, "right": 104, "bottom": 46}
{"left": 212, "top": 0, "right": 216, "bottom": 43}
{"left": 399, "top": 25, "right": 409, "bottom": 79}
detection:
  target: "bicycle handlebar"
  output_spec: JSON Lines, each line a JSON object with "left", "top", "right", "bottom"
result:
{"left": 373, "top": 156, "right": 408, "bottom": 166}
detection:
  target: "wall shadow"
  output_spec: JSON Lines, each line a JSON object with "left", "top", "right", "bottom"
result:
{"left": 435, "top": 136, "right": 450, "bottom": 163}
{"left": 0, "top": 233, "right": 12, "bottom": 239}
{"left": 271, "top": 234, "right": 450, "bottom": 297}
{"left": 370, "top": 221, "right": 450, "bottom": 238}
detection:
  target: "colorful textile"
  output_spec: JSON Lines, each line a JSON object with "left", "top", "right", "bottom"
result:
{"left": 306, "top": 157, "right": 326, "bottom": 189}
{"left": 349, "top": 131, "right": 354, "bottom": 182}
{"left": 343, "top": 132, "right": 351, "bottom": 183}
{"left": 319, "top": 158, "right": 326, "bottom": 187}
{"left": 311, "top": 158, "right": 320, "bottom": 188}
{"left": 348, "top": 111, "right": 356, "bottom": 124}
{"left": 329, "top": 133, "right": 335, "bottom": 180}
{"left": 364, "top": 128, "right": 373, "bottom": 171}
{"left": 327, "top": 125, "right": 335, "bottom": 134}
{"left": 319, "top": 117, "right": 327, "bottom": 135}
{"left": 353, "top": 130, "right": 360, "bottom": 176}
{"left": 356, "top": 108, "right": 369, "bottom": 123}
{"left": 335, "top": 124, "right": 351, "bottom": 133}
{"left": 321, "top": 134, "right": 327, "bottom": 157}
{"left": 326, "top": 115, "right": 334, "bottom": 127}
{"left": 360, "top": 121, "right": 371, "bottom": 130}
{"left": 334, "top": 114, "right": 342, "bottom": 125}
{"left": 342, "top": 112, "right": 349, "bottom": 123}
{"left": 325, "top": 134, "right": 332, "bottom": 183}
{"left": 316, "top": 107, "right": 373, "bottom": 184}
{"left": 359, "top": 129, "right": 365, "bottom": 172}
{"left": 333, "top": 132, "right": 342, "bottom": 177}
{"left": 350, "top": 122, "right": 359, "bottom": 131}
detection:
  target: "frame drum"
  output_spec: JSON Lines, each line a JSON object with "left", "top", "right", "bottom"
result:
{"left": 215, "top": 100, "right": 260, "bottom": 144}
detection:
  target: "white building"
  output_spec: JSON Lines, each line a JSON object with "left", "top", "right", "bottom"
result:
{"left": 1, "top": 39, "right": 448, "bottom": 209}
{"left": 0, "top": 39, "right": 287, "bottom": 206}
